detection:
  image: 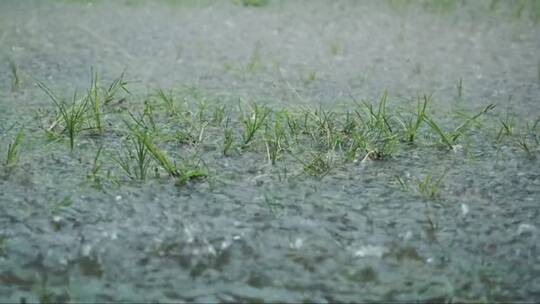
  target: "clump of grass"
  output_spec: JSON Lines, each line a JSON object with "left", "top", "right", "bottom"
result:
{"left": 211, "top": 104, "right": 226, "bottom": 126}
{"left": 263, "top": 192, "right": 283, "bottom": 216}
{"left": 234, "top": 0, "right": 269, "bottom": 7}
{"left": 4, "top": 129, "right": 24, "bottom": 167}
{"left": 456, "top": 78, "right": 463, "bottom": 100}
{"left": 157, "top": 88, "right": 175, "bottom": 115}
{"left": 329, "top": 39, "right": 343, "bottom": 56}
{"left": 424, "top": 104, "right": 495, "bottom": 149}
{"left": 113, "top": 133, "right": 152, "bottom": 181}
{"left": 496, "top": 112, "right": 515, "bottom": 142}
{"left": 361, "top": 91, "right": 393, "bottom": 136}
{"left": 515, "top": 117, "right": 540, "bottom": 159}
{"left": 8, "top": 59, "right": 20, "bottom": 92}
{"left": 304, "top": 70, "right": 317, "bottom": 86}
{"left": 307, "top": 106, "right": 339, "bottom": 151}
{"left": 416, "top": 169, "right": 448, "bottom": 200}
{"left": 361, "top": 133, "right": 399, "bottom": 161}
{"left": 0, "top": 234, "right": 6, "bottom": 256}
{"left": 87, "top": 69, "right": 103, "bottom": 134}
{"left": 353, "top": 91, "right": 400, "bottom": 160}
{"left": 294, "top": 152, "right": 334, "bottom": 177}
{"left": 103, "top": 70, "right": 130, "bottom": 104}
{"left": 133, "top": 127, "right": 179, "bottom": 178}
{"left": 38, "top": 81, "right": 91, "bottom": 151}
{"left": 125, "top": 119, "right": 207, "bottom": 185}
{"left": 86, "top": 145, "right": 107, "bottom": 188}
{"left": 241, "top": 102, "right": 271, "bottom": 147}
{"left": 246, "top": 44, "right": 262, "bottom": 72}
{"left": 421, "top": 0, "right": 457, "bottom": 14}
{"left": 264, "top": 115, "right": 288, "bottom": 165}
{"left": 396, "top": 94, "right": 430, "bottom": 143}
{"left": 175, "top": 163, "right": 208, "bottom": 186}
{"left": 222, "top": 117, "right": 234, "bottom": 156}
{"left": 537, "top": 60, "right": 540, "bottom": 84}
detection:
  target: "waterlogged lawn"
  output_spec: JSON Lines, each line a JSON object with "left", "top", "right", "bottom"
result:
{"left": 1, "top": 0, "right": 540, "bottom": 302}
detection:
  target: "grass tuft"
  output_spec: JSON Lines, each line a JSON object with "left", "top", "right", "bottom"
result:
{"left": 8, "top": 59, "right": 20, "bottom": 92}
{"left": 425, "top": 104, "right": 495, "bottom": 149}
{"left": 416, "top": 169, "right": 448, "bottom": 200}
{"left": 397, "top": 94, "right": 430, "bottom": 143}
{"left": 4, "top": 129, "right": 24, "bottom": 167}
{"left": 38, "top": 81, "right": 90, "bottom": 152}
{"left": 241, "top": 102, "right": 271, "bottom": 147}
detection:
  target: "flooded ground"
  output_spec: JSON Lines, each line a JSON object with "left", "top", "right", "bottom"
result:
{"left": 1, "top": 0, "right": 539, "bottom": 302}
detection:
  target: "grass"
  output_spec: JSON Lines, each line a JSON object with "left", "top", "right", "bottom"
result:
{"left": 264, "top": 192, "right": 283, "bottom": 216}
{"left": 113, "top": 130, "right": 152, "bottom": 181}
{"left": 304, "top": 70, "right": 317, "bottom": 86}
{"left": 8, "top": 59, "right": 20, "bottom": 92}
{"left": 175, "top": 163, "right": 208, "bottom": 186}
{"left": 241, "top": 102, "right": 270, "bottom": 147}
{"left": 122, "top": 118, "right": 208, "bottom": 184}
{"left": 103, "top": 70, "right": 130, "bottom": 104}
{"left": 233, "top": 0, "right": 269, "bottom": 7}
{"left": 329, "top": 39, "right": 343, "bottom": 56}
{"left": 396, "top": 94, "right": 430, "bottom": 143}
{"left": 424, "top": 104, "right": 495, "bottom": 149}
{"left": 132, "top": 126, "right": 180, "bottom": 177}
{"left": 87, "top": 145, "right": 103, "bottom": 181}
{"left": 88, "top": 69, "right": 103, "bottom": 134}
{"left": 157, "top": 88, "right": 176, "bottom": 115}
{"left": 264, "top": 116, "right": 288, "bottom": 165}
{"left": 222, "top": 118, "right": 234, "bottom": 156}
{"left": 515, "top": 117, "right": 540, "bottom": 159}
{"left": 38, "top": 81, "right": 91, "bottom": 152}
{"left": 27, "top": 71, "right": 537, "bottom": 192}
{"left": 456, "top": 78, "right": 463, "bottom": 100}
{"left": 496, "top": 111, "right": 515, "bottom": 142}
{"left": 294, "top": 152, "right": 334, "bottom": 177}
{"left": 538, "top": 60, "right": 540, "bottom": 84}
{"left": 0, "top": 234, "right": 6, "bottom": 256}
{"left": 4, "top": 128, "right": 24, "bottom": 167}
{"left": 247, "top": 44, "right": 262, "bottom": 72}
{"left": 416, "top": 169, "right": 448, "bottom": 200}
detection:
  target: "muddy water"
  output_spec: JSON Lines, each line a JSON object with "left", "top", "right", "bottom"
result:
{"left": 1, "top": 0, "right": 539, "bottom": 302}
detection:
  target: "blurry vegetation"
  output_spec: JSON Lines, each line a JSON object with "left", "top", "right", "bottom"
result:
{"left": 233, "top": 0, "right": 269, "bottom": 7}
{"left": 3, "top": 128, "right": 24, "bottom": 168}
{"left": 8, "top": 59, "right": 20, "bottom": 92}
{"left": 387, "top": 0, "right": 540, "bottom": 22}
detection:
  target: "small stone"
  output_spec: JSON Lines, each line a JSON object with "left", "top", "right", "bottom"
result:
{"left": 354, "top": 245, "right": 387, "bottom": 258}
{"left": 461, "top": 203, "right": 469, "bottom": 216}
{"left": 452, "top": 144, "right": 463, "bottom": 153}
{"left": 290, "top": 238, "right": 303, "bottom": 249}
{"left": 81, "top": 244, "right": 92, "bottom": 257}
{"left": 402, "top": 230, "right": 413, "bottom": 241}
{"left": 517, "top": 223, "right": 536, "bottom": 235}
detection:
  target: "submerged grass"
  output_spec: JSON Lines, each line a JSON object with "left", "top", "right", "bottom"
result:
{"left": 416, "top": 169, "right": 448, "bottom": 200}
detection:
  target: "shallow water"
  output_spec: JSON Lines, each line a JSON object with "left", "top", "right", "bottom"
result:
{"left": 1, "top": 0, "right": 540, "bottom": 302}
